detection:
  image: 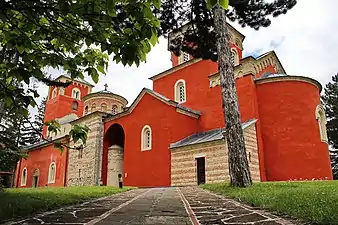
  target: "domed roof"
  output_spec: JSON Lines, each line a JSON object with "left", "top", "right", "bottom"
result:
{"left": 261, "top": 72, "right": 287, "bottom": 79}
{"left": 83, "top": 87, "right": 128, "bottom": 105}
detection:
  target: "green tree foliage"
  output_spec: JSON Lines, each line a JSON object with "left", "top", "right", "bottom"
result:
{"left": 0, "top": 81, "right": 26, "bottom": 172}
{"left": 322, "top": 73, "right": 338, "bottom": 179}
{"left": 322, "top": 74, "right": 338, "bottom": 149}
{"left": 0, "top": 0, "right": 161, "bottom": 152}
{"left": 159, "top": 0, "right": 297, "bottom": 61}
{"left": 34, "top": 97, "right": 47, "bottom": 138}
{"left": 330, "top": 151, "right": 338, "bottom": 180}
{"left": 20, "top": 113, "right": 40, "bottom": 146}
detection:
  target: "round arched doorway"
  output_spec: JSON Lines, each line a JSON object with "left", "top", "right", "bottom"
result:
{"left": 32, "top": 169, "right": 40, "bottom": 188}
{"left": 102, "top": 123, "right": 125, "bottom": 186}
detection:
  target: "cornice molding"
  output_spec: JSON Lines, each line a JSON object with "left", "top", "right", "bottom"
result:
{"left": 255, "top": 75, "right": 322, "bottom": 92}
{"left": 149, "top": 58, "right": 202, "bottom": 81}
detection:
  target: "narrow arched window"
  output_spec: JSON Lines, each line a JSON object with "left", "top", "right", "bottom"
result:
{"left": 112, "top": 105, "right": 118, "bottom": 115}
{"left": 316, "top": 105, "right": 328, "bottom": 143}
{"left": 51, "top": 88, "right": 58, "bottom": 99}
{"left": 72, "top": 88, "right": 81, "bottom": 100}
{"left": 48, "top": 162, "right": 56, "bottom": 184}
{"left": 91, "top": 103, "right": 96, "bottom": 112}
{"left": 21, "top": 168, "right": 27, "bottom": 186}
{"left": 174, "top": 79, "right": 186, "bottom": 103}
{"left": 178, "top": 52, "right": 190, "bottom": 64}
{"left": 84, "top": 106, "right": 88, "bottom": 115}
{"left": 59, "top": 87, "right": 65, "bottom": 95}
{"left": 72, "top": 101, "right": 78, "bottom": 110}
{"left": 231, "top": 48, "right": 239, "bottom": 66}
{"left": 141, "top": 125, "right": 152, "bottom": 151}
{"left": 101, "top": 103, "right": 107, "bottom": 112}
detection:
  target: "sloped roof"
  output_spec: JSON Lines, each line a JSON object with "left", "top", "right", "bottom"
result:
{"left": 104, "top": 88, "right": 201, "bottom": 122}
{"left": 55, "top": 75, "right": 94, "bottom": 87}
{"left": 22, "top": 135, "right": 69, "bottom": 151}
{"left": 82, "top": 89, "right": 128, "bottom": 105}
{"left": 170, "top": 119, "right": 257, "bottom": 149}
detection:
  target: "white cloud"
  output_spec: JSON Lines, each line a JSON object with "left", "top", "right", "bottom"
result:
{"left": 236, "top": 0, "right": 338, "bottom": 87}
{"left": 34, "top": 0, "right": 338, "bottom": 108}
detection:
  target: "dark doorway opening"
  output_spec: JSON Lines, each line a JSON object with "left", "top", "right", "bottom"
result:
{"left": 196, "top": 157, "right": 206, "bottom": 185}
{"left": 102, "top": 123, "right": 125, "bottom": 186}
{"left": 32, "top": 169, "right": 39, "bottom": 187}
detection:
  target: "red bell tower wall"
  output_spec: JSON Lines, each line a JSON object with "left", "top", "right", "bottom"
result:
{"left": 42, "top": 77, "right": 92, "bottom": 137}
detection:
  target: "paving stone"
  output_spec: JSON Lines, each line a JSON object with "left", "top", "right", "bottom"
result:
{"left": 224, "top": 213, "right": 268, "bottom": 223}
{"left": 5, "top": 187, "right": 296, "bottom": 225}
{"left": 179, "top": 187, "right": 295, "bottom": 225}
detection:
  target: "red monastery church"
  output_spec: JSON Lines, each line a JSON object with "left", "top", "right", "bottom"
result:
{"left": 14, "top": 24, "right": 333, "bottom": 188}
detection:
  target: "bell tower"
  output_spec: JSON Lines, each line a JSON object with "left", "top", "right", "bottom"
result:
{"left": 42, "top": 75, "right": 94, "bottom": 137}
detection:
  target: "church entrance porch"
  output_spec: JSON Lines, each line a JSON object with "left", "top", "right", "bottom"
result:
{"left": 102, "top": 123, "right": 125, "bottom": 186}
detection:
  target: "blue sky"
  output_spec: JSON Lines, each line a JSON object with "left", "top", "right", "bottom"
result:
{"left": 32, "top": 0, "right": 338, "bottom": 113}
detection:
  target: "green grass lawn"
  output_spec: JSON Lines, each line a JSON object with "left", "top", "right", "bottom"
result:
{"left": 0, "top": 186, "right": 132, "bottom": 222}
{"left": 201, "top": 181, "right": 338, "bottom": 224}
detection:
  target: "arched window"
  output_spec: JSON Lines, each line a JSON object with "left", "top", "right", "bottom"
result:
{"left": 59, "top": 87, "right": 65, "bottom": 95}
{"left": 112, "top": 105, "right": 118, "bottom": 115}
{"left": 316, "top": 105, "right": 328, "bottom": 143}
{"left": 178, "top": 52, "right": 190, "bottom": 64}
{"left": 72, "top": 101, "right": 78, "bottom": 110}
{"left": 101, "top": 103, "right": 107, "bottom": 112}
{"left": 21, "top": 167, "right": 27, "bottom": 186}
{"left": 174, "top": 79, "right": 186, "bottom": 103}
{"left": 51, "top": 88, "right": 57, "bottom": 99}
{"left": 48, "top": 162, "right": 56, "bottom": 184}
{"left": 72, "top": 88, "right": 81, "bottom": 100}
{"left": 231, "top": 48, "right": 239, "bottom": 66}
{"left": 91, "top": 103, "right": 96, "bottom": 112}
{"left": 141, "top": 125, "right": 152, "bottom": 151}
{"left": 84, "top": 106, "right": 88, "bottom": 115}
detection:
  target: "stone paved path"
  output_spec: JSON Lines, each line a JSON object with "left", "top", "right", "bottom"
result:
{"left": 180, "top": 187, "right": 295, "bottom": 225}
{"left": 4, "top": 187, "right": 296, "bottom": 225}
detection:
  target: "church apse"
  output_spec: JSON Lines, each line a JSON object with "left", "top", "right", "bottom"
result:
{"left": 102, "top": 123, "right": 125, "bottom": 186}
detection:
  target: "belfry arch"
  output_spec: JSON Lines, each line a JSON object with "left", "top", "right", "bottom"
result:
{"left": 102, "top": 123, "right": 125, "bottom": 186}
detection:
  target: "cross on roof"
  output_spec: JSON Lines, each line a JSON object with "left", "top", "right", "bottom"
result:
{"left": 104, "top": 84, "right": 108, "bottom": 91}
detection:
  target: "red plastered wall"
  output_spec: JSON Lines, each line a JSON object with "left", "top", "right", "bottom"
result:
{"left": 236, "top": 75, "right": 267, "bottom": 181}
{"left": 15, "top": 144, "right": 68, "bottom": 188}
{"left": 256, "top": 80, "right": 333, "bottom": 181}
{"left": 171, "top": 43, "right": 242, "bottom": 67}
{"left": 102, "top": 92, "right": 199, "bottom": 187}
{"left": 43, "top": 82, "right": 89, "bottom": 136}
{"left": 256, "top": 65, "right": 277, "bottom": 78}
{"left": 153, "top": 60, "right": 222, "bottom": 131}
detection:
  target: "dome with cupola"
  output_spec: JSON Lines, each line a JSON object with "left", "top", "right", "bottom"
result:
{"left": 82, "top": 84, "right": 128, "bottom": 116}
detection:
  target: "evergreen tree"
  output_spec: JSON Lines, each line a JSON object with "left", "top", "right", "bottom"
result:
{"left": 34, "top": 97, "right": 47, "bottom": 139}
{"left": 20, "top": 113, "right": 39, "bottom": 146}
{"left": 159, "top": 0, "right": 297, "bottom": 187}
{"left": 330, "top": 150, "right": 338, "bottom": 180}
{"left": 19, "top": 98, "right": 47, "bottom": 146}
{"left": 322, "top": 74, "right": 338, "bottom": 148}
{"left": 322, "top": 73, "right": 338, "bottom": 179}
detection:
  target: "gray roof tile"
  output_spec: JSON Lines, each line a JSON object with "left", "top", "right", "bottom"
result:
{"left": 170, "top": 119, "right": 257, "bottom": 149}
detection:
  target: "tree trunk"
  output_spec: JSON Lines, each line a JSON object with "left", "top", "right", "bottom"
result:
{"left": 212, "top": 5, "right": 252, "bottom": 187}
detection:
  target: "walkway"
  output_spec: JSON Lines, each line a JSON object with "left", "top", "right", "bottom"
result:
{"left": 5, "top": 187, "right": 295, "bottom": 225}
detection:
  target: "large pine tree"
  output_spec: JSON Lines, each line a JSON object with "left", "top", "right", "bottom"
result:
{"left": 159, "top": 0, "right": 297, "bottom": 186}
{"left": 19, "top": 98, "right": 47, "bottom": 146}
{"left": 322, "top": 73, "right": 338, "bottom": 179}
